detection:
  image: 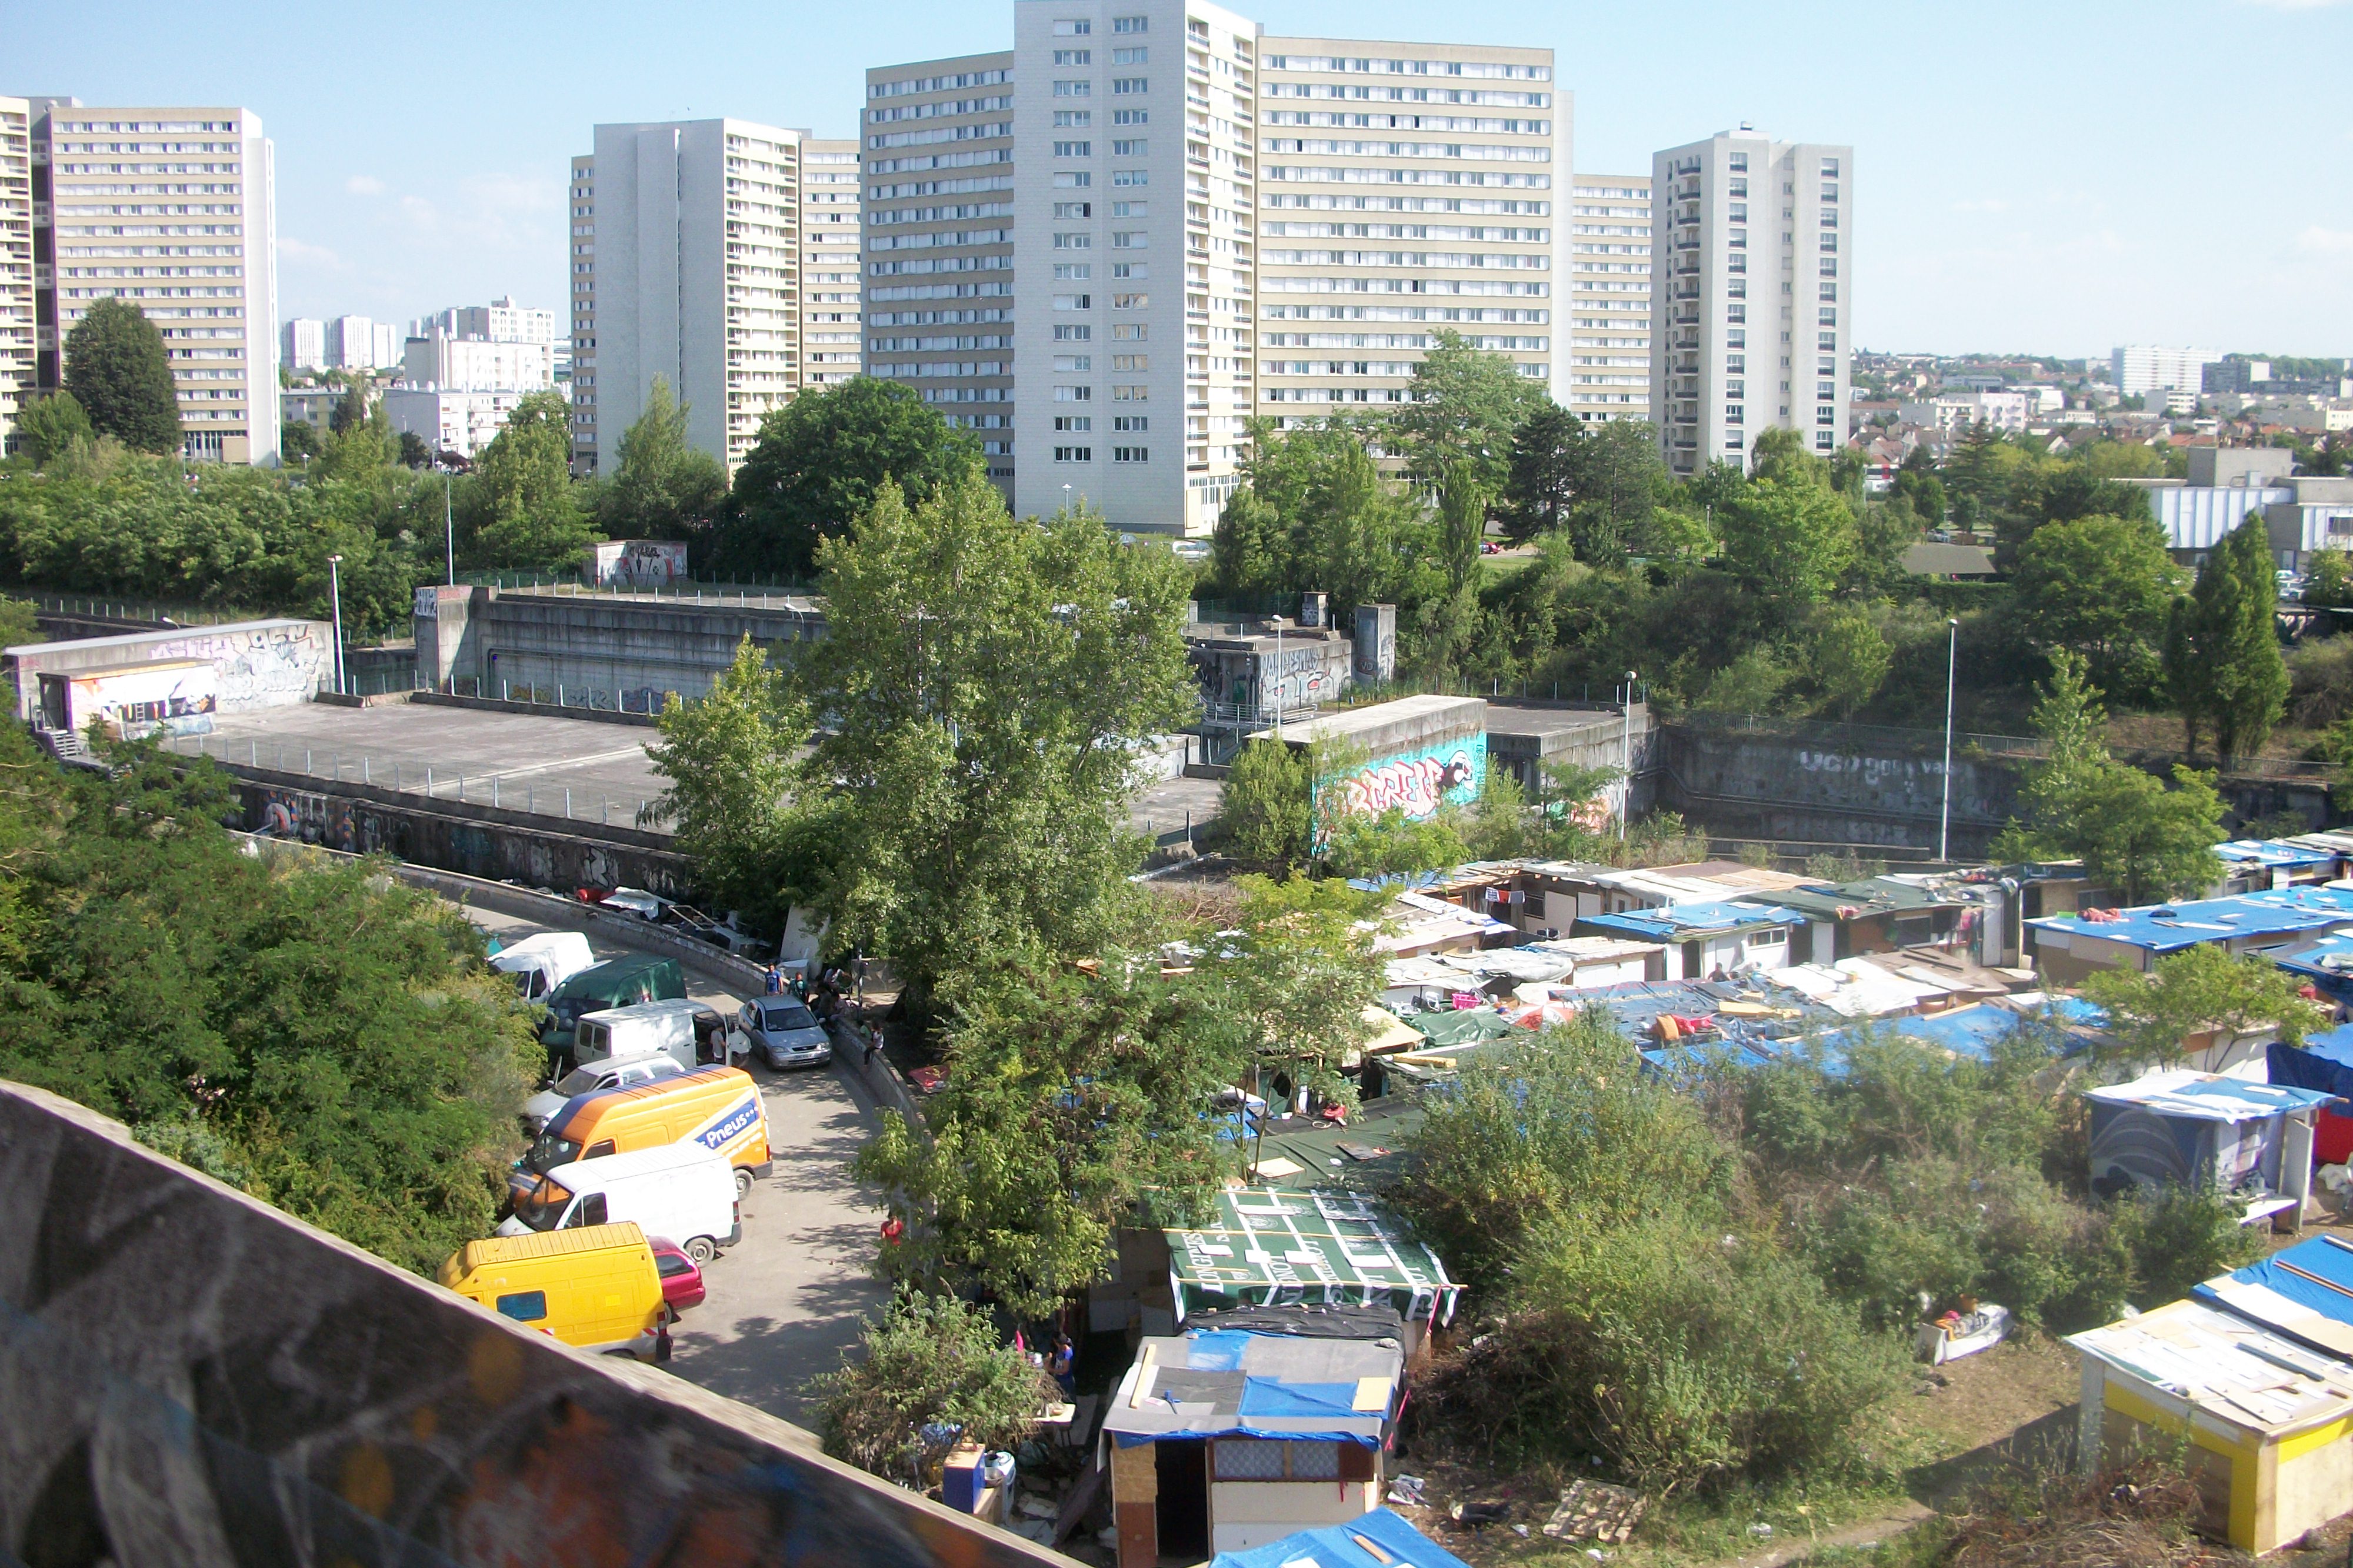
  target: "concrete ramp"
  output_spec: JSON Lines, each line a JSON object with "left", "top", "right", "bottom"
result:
{"left": 0, "top": 1080, "right": 1055, "bottom": 1568}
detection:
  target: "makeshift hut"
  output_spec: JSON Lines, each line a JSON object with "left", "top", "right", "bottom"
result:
{"left": 2267, "top": 1023, "right": 2353, "bottom": 1165}
{"left": 1102, "top": 1326, "right": 1403, "bottom": 1564}
{"left": 2072, "top": 1256, "right": 2353, "bottom": 1551}
{"left": 2082, "top": 1069, "right": 2338, "bottom": 1227}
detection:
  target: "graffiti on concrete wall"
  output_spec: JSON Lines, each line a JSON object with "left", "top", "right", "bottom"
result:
{"left": 589, "top": 539, "right": 690, "bottom": 588}
{"left": 150, "top": 623, "right": 329, "bottom": 712}
{"left": 1317, "top": 733, "right": 1487, "bottom": 828}
{"left": 255, "top": 785, "right": 362, "bottom": 853}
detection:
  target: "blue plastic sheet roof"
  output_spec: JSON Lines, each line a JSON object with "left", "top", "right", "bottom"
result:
{"left": 2267, "top": 1025, "right": 2353, "bottom": 1102}
{"left": 2275, "top": 933, "right": 2353, "bottom": 989}
{"left": 2215, "top": 838, "right": 2336, "bottom": 870}
{"left": 1210, "top": 1508, "right": 1472, "bottom": 1568}
{"left": 2027, "top": 885, "right": 2353, "bottom": 953}
{"left": 1579, "top": 899, "right": 1805, "bottom": 939}
{"left": 2193, "top": 1233, "right": 2353, "bottom": 1359}
{"left": 2081, "top": 1072, "right": 2339, "bottom": 1121}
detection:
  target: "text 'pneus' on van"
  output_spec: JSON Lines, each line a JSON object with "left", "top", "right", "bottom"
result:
{"left": 437, "top": 1222, "right": 671, "bottom": 1361}
{"left": 498, "top": 1140, "right": 741, "bottom": 1264}
{"left": 512, "top": 1066, "right": 772, "bottom": 1213}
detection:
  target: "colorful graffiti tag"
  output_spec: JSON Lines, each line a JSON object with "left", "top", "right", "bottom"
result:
{"left": 1316, "top": 733, "right": 1488, "bottom": 826}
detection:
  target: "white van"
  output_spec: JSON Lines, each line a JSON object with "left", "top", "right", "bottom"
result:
{"left": 491, "top": 932, "right": 596, "bottom": 1003}
{"left": 574, "top": 998, "right": 730, "bottom": 1071}
{"left": 498, "top": 1140, "right": 741, "bottom": 1263}
{"left": 519, "top": 1050, "right": 686, "bottom": 1134}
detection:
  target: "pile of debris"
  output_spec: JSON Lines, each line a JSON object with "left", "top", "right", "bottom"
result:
{"left": 1944, "top": 1465, "right": 2235, "bottom": 1568}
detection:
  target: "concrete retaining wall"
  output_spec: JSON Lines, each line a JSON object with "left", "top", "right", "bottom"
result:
{"left": 1658, "top": 725, "right": 2017, "bottom": 855}
{"left": 0, "top": 1078, "right": 1054, "bottom": 1567}
{"left": 231, "top": 765, "right": 693, "bottom": 895}
{"left": 417, "top": 585, "right": 825, "bottom": 703}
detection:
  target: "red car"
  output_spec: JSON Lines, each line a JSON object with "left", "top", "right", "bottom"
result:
{"left": 650, "top": 1236, "right": 706, "bottom": 1315}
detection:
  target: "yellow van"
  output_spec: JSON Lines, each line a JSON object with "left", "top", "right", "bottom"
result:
{"left": 437, "top": 1222, "right": 669, "bottom": 1361}
{"left": 511, "top": 1065, "right": 771, "bottom": 1213}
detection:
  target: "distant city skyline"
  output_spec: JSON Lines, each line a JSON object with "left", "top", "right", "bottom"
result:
{"left": 13, "top": 0, "right": 2351, "bottom": 358}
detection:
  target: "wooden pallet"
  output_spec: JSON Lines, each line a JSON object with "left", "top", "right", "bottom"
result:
{"left": 1542, "top": 1480, "right": 1649, "bottom": 1543}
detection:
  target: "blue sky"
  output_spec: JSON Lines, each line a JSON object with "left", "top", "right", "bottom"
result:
{"left": 17, "top": 0, "right": 2351, "bottom": 358}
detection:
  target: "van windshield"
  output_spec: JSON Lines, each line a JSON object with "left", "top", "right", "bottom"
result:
{"left": 514, "top": 1179, "right": 575, "bottom": 1232}
{"left": 526, "top": 1132, "right": 582, "bottom": 1174}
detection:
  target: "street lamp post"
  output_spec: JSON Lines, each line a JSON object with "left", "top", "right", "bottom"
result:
{"left": 1939, "top": 618, "right": 1958, "bottom": 863}
{"left": 1620, "top": 670, "right": 1638, "bottom": 841}
{"left": 1061, "top": 482, "right": 1072, "bottom": 516}
{"left": 327, "top": 554, "right": 347, "bottom": 697}
{"left": 444, "top": 472, "right": 455, "bottom": 586}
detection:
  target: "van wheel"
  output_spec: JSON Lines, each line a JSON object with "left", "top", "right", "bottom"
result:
{"left": 685, "top": 1236, "right": 717, "bottom": 1265}
{"left": 734, "top": 1167, "right": 754, "bottom": 1197}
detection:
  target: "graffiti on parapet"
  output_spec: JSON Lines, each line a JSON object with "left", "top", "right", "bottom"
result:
{"left": 255, "top": 786, "right": 359, "bottom": 853}
{"left": 151, "top": 623, "right": 326, "bottom": 709}
{"left": 1319, "top": 735, "right": 1488, "bottom": 825}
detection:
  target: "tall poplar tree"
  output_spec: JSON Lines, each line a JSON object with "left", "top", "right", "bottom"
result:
{"left": 2163, "top": 515, "right": 2288, "bottom": 769}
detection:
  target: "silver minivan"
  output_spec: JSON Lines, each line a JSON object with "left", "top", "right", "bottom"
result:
{"left": 733, "top": 997, "right": 832, "bottom": 1070}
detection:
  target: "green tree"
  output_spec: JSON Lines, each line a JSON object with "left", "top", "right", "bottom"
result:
{"left": 278, "top": 418, "right": 322, "bottom": 463}
{"left": 14, "top": 392, "right": 95, "bottom": 466}
{"left": 791, "top": 473, "right": 1198, "bottom": 1015}
{"left": 0, "top": 729, "right": 544, "bottom": 1273}
{"left": 597, "top": 375, "right": 728, "bottom": 539}
{"left": 1807, "top": 605, "right": 1892, "bottom": 717}
{"left": 645, "top": 636, "right": 812, "bottom": 933}
{"left": 328, "top": 381, "right": 368, "bottom": 436}
{"left": 2304, "top": 546, "right": 2353, "bottom": 610}
{"left": 718, "top": 377, "right": 982, "bottom": 578}
{"left": 1218, "top": 738, "right": 1314, "bottom": 869}
{"left": 808, "top": 1290, "right": 1057, "bottom": 1479}
{"left": 2083, "top": 945, "right": 2324, "bottom": 1069}
{"left": 2012, "top": 514, "right": 2183, "bottom": 697}
{"left": 1500, "top": 403, "right": 1581, "bottom": 542}
{"left": 1319, "top": 806, "right": 1470, "bottom": 880}
{"left": 1501, "top": 409, "right": 1664, "bottom": 564}
{"left": 1994, "top": 653, "right": 2225, "bottom": 905}
{"left": 472, "top": 389, "right": 601, "bottom": 571}
{"left": 64, "top": 298, "right": 181, "bottom": 453}
{"left": 396, "top": 430, "right": 432, "bottom": 469}
{"left": 1385, "top": 328, "right": 1550, "bottom": 506}
{"left": 2164, "top": 515, "right": 2288, "bottom": 768}
{"left": 1715, "top": 461, "right": 1858, "bottom": 606}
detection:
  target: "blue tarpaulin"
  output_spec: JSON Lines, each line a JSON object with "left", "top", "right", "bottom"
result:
{"left": 2192, "top": 1233, "right": 2353, "bottom": 1359}
{"left": 1211, "top": 1508, "right": 1472, "bottom": 1568}
{"left": 1238, "top": 1378, "right": 1365, "bottom": 1419}
{"left": 2267, "top": 1026, "right": 2353, "bottom": 1100}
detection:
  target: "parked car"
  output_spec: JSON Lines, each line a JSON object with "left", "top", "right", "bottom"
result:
{"left": 490, "top": 931, "right": 596, "bottom": 1003}
{"left": 437, "top": 1222, "right": 671, "bottom": 1362}
{"left": 649, "top": 1236, "right": 705, "bottom": 1314}
{"left": 521, "top": 1050, "right": 686, "bottom": 1135}
{"left": 498, "top": 1140, "right": 741, "bottom": 1266}
{"left": 732, "top": 996, "right": 833, "bottom": 1070}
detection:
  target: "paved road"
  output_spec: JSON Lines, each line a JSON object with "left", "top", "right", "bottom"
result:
{"left": 463, "top": 902, "right": 888, "bottom": 1430}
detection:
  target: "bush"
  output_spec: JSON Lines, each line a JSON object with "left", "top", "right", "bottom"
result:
{"left": 1399, "top": 1013, "right": 1728, "bottom": 1290}
{"left": 1491, "top": 1215, "right": 1908, "bottom": 1488}
{"left": 2107, "top": 1184, "right": 2266, "bottom": 1309}
{"left": 2289, "top": 633, "right": 2353, "bottom": 728}
{"left": 807, "top": 1290, "right": 1056, "bottom": 1480}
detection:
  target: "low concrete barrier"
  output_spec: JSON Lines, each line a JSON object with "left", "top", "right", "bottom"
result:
{"left": 411, "top": 689, "right": 664, "bottom": 728}
{"left": 0, "top": 1079, "right": 1055, "bottom": 1567}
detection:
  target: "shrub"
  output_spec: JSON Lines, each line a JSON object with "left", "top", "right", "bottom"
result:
{"left": 1497, "top": 1215, "right": 1908, "bottom": 1489}
{"left": 2107, "top": 1185, "right": 2266, "bottom": 1309}
{"left": 807, "top": 1290, "right": 1055, "bottom": 1480}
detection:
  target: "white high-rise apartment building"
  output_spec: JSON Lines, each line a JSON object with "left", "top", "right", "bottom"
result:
{"left": 873, "top": 7, "right": 1564, "bottom": 535}
{"left": 861, "top": 52, "right": 1018, "bottom": 488}
{"left": 401, "top": 334, "right": 553, "bottom": 392}
{"left": 281, "top": 316, "right": 325, "bottom": 372}
{"left": 2112, "top": 345, "right": 2221, "bottom": 398}
{"left": 1012, "top": 0, "right": 1261, "bottom": 534}
{"left": 570, "top": 119, "right": 849, "bottom": 476}
{"left": 799, "top": 141, "right": 864, "bottom": 389}
{"left": 325, "top": 314, "right": 399, "bottom": 370}
{"left": 1255, "top": 41, "right": 1560, "bottom": 425}
{"left": 0, "top": 98, "right": 33, "bottom": 453}
{"left": 30, "top": 99, "right": 278, "bottom": 463}
{"left": 413, "top": 297, "right": 558, "bottom": 348}
{"left": 1568, "top": 174, "right": 1649, "bottom": 422}
{"left": 1651, "top": 129, "right": 1852, "bottom": 478}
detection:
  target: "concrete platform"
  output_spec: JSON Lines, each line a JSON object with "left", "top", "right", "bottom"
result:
{"left": 167, "top": 699, "right": 1222, "bottom": 842}
{"left": 169, "top": 701, "right": 671, "bottom": 825}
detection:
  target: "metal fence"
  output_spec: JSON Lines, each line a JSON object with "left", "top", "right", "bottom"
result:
{"left": 166, "top": 729, "right": 670, "bottom": 831}
{"left": 9, "top": 592, "right": 258, "bottom": 628}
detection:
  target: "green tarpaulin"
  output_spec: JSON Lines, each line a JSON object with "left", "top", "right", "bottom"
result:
{"left": 1403, "top": 1008, "right": 1519, "bottom": 1048}
{"left": 1165, "top": 1188, "right": 1459, "bottom": 1324}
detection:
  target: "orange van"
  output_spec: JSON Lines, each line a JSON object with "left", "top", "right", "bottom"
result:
{"left": 512, "top": 1065, "right": 771, "bottom": 1211}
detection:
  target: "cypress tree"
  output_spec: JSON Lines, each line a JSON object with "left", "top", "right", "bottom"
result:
{"left": 63, "top": 298, "right": 181, "bottom": 454}
{"left": 2167, "top": 515, "right": 2287, "bottom": 770}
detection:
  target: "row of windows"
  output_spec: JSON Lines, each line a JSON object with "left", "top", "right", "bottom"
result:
{"left": 1052, "top": 445, "right": 1149, "bottom": 462}
{"left": 1051, "top": 416, "right": 1149, "bottom": 431}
